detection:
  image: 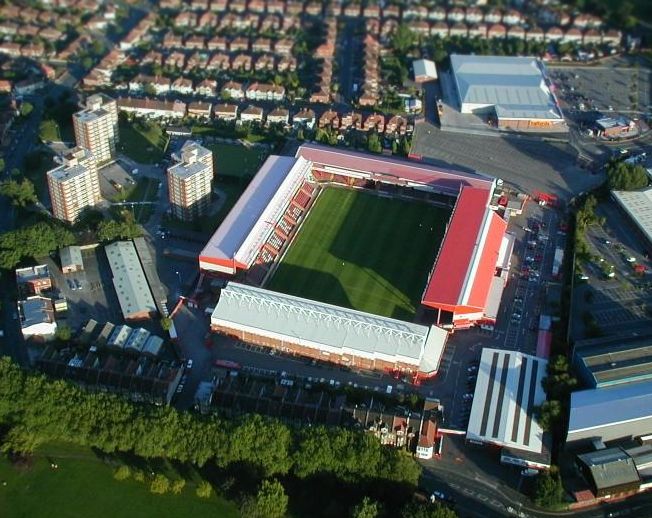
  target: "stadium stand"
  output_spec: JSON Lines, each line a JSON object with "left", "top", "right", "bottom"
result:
{"left": 200, "top": 143, "right": 503, "bottom": 329}
{"left": 422, "top": 187, "right": 508, "bottom": 328}
{"left": 210, "top": 282, "right": 449, "bottom": 378}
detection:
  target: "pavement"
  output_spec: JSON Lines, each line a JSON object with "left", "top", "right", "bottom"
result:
{"left": 411, "top": 122, "right": 603, "bottom": 201}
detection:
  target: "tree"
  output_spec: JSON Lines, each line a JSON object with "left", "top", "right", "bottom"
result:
{"left": 0, "top": 157, "right": 5, "bottom": 173}
{"left": 54, "top": 324, "right": 72, "bottom": 342}
{"left": 240, "top": 479, "right": 288, "bottom": 518}
{"left": 542, "top": 355, "right": 577, "bottom": 400}
{"left": 534, "top": 400, "right": 563, "bottom": 432}
{"left": 0, "top": 222, "right": 76, "bottom": 270}
{"left": 150, "top": 474, "right": 170, "bottom": 494}
{"left": 160, "top": 317, "right": 172, "bottom": 332}
{"left": 534, "top": 468, "right": 565, "bottom": 508}
{"left": 351, "top": 497, "right": 381, "bottom": 518}
{"left": 391, "top": 24, "right": 416, "bottom": 55}
{"left": 606, "top": 162, "right": 648, "bottom": 191}
{"left": 367, "top": 132, "right": 382, "bottom": 154}
{"left": 19, "top": 102, "right": 33, "bottom": 117}
{"left": 196, "top": 480, "right": 213, "bottom": 498}
{"left": 0, "top": 178, "right": 37, "bottom": 207}
{"left": 113, "top": 465, "right": 131, "bottom": 481}
{"left": 400, "top": 501, "right": 457, "bottom": 518}
{"left": 171, "top": 478, "right": 186, "bottom": 494}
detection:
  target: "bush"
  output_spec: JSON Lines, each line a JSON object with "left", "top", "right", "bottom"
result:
{"left": 196, "top": 480, "right": 212, "bottom": 499}
{"left": 113, "top": 465, "right": 131, "bottom": 481}
{"left": 150, "top": 474, "right": 170, "bottom": 494}
{"left": 133, "top": 469, "right": 146, "bottom": 482}
{"left": 171, "top": 478, "right": 186, "bottom": 495}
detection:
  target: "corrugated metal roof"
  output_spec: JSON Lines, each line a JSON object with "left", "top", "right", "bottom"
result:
{"left": 105, "top": 241, "right": 156, "bottom": 319}
{"left": 569, "top": 380, "right": 652, "bottom": 434}
{"left": 577, "top": 448, "right": 640, "bottom": 490}
{"left": 612, "top": 187, "right": 652, "bottom": 248}
{"left": 211, "top": 282, "right": 447, "bottom": 368}
{"left": 466, "top": 348, "right": 548, "bottom": 454}
{"left": 451, "top": 54, "right": 562, "bottom": 120}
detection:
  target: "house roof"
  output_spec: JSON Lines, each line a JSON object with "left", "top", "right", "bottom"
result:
{"left": 60, "top": 246, "right": 83, "bottom": 269}
{"left": 413, "top": 59, "right": 437, "bottom": 80}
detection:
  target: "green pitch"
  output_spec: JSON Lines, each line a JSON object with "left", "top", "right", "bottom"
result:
{"left": 267, "top": 187, "right": 451, "bottom": 321}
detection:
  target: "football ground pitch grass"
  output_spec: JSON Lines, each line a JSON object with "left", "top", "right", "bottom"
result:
{"left": 267, "top": 187, "right": 451, "bottom": 321}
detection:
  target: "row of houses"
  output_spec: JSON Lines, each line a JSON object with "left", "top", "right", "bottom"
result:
{"left": 36, "top": 344, "right": 183, "bottom": 406}
{"left": 115, "top": 97, "right": 412, "bottom": 135}
{"left": 368, "top": 20, "right": 621, "bottom": 45}
{"left": 144, "top": 50, "right": 297, "bottom": 73}
{"left": 126, "top": 76, "right": 286, "bottom": 101}
{"left": 160, "top": 32, "right": 294, "bottom": 55}
{"left": 168, "top": 10, "right": 302, "bottom": 32}
{"left": 157, "top": 0, "right": 606, "bottom": 32}
{"left": 211, "top": 370, "right": 444, "bottom": 458}
{"left": 359, "top": 34, "right": 380, "bottom": 107}
{"left": 309, "top": 17, "right": 336, "bottom": 105}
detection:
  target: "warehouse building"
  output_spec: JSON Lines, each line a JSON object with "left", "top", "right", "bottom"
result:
{"left": 576, "top": 448, "right": 641, "bottom": 497}
{"left": 449, "top": 54, "right": 565, "bottom": 131}
{"left": 466, "top": 348, "right": 551, "bottom": 469}
{"left": 210, "top": 282, "right": 449, "bottom": 377}
{"left": 611, "top": 187, "right": 652, "bottom": 252}
{"left": 567, "top": 380, "right": 652, "bottom": 448}
{"left": 105, "top": 241, "right": 157, "bottom": 321}
{"left": 573, "top": 332, "right": 652, "bottom": 388}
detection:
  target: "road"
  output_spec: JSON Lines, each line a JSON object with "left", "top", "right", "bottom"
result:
{"left": 0, "top": 96, "right": 44, "bottom": 365}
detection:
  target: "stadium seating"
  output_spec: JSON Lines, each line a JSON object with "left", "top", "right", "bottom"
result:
{"left": 247, "top": 180, "right": 319, "bottom": 283}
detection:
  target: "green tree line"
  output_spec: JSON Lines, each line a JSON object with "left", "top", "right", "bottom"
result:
{"left": 0, "top": 358, "right": 421, "bottom": 488}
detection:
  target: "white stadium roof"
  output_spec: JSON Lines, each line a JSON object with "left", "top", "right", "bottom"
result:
{"left": 211, "top": 282, "right": 448, "bottom": 373}
{"left": 467, "top": 348, "right": 548, "bottom": 454}
{"left": 450, "top": 54, "right": 563, "bottom": 120}
{"left": 612, "top": 187, "right": 652, "bottom": 247}
{"left": 200, "top": 155, "right": 311, "bottom": 271}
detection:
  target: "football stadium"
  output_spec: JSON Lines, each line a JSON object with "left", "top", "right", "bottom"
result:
{"left": 200, "top": 144, "right": 510, "bottom": 379}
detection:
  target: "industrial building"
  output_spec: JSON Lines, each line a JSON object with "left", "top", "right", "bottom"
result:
{"left": 72, "top": 93, "right": 119, "bottom": 164}
{"left": 567, "top": 380, "right": 652, "bottom": 448}
{"left": 449, "top": 54, "right": 565, "bottom": 131}
{"left": 611, "top": 187, "right": 652, "bottom": 252}
{"left": 167, "top": 140, "right": 214, "bottom": 221}
{"left": 576, "top": 448, "right": 641, "bottom": 497}
{"left": 573, "top": 332, "right": 652, "bottom": 388}
{"left": 466, "top": 348, "right": 551, "bottom": 469}
{"left": 18, "top": 296, "right": 57, "bottom": 341}
{"left": 105, "top": 241, "right": 157, "bottom": 321}
{"left": 47, "top": 146, "right": 100, "bottom": 223}
{"left": 59, "top": 245, "right": 84, "bottom": 273}
{"left": 210, "top": 282, "right": 449, "bottom": 377}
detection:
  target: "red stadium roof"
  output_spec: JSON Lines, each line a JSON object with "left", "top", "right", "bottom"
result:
{"left": 422, "top": 187, "right": 506, "bottom": 316}
{"left": 296, "top": 143, "right": 494, "bottom": 194}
